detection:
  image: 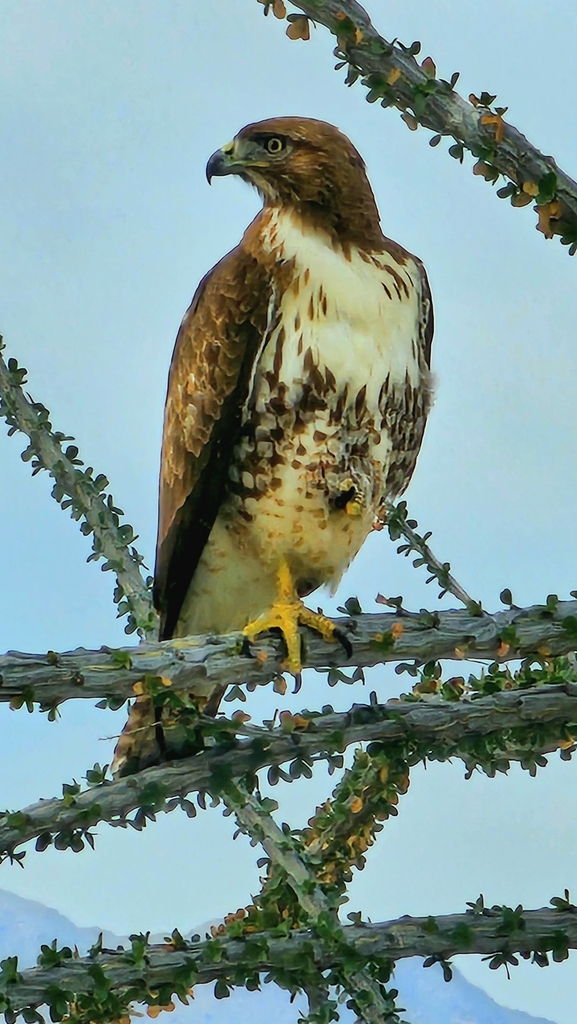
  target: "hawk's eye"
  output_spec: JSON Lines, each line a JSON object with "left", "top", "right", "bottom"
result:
{"left": 265, "top": 136, "right": 285, "bottom": 154}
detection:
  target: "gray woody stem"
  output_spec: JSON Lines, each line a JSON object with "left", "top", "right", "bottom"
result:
{"left": 3, "top": 907, "right": 577, "bottom": 1011}
{"left": 0, "top": 346, "right": 157, "bottom": 638}
{"left": 227, "top": 785, "right": 327, "bottom": 918}
{"left": 0, "top": 684, "right": 574, "bottom": 857}
{"left": 224, "top": 782, "right": 395, "bottom": 1024}
{"left": 283, "top": 0, "right": 577, "bottom": 246}
{"left": 3, "top": 600, "right": 577, "bottom": 705}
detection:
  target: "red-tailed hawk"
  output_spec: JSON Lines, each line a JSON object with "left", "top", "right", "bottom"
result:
{"left": 113, "top": 117, "right": 433, "bottom": 774}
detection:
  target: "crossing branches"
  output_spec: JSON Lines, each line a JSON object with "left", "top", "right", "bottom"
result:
{"left": 0, "top": 684, "right": 574, "bottom": 861}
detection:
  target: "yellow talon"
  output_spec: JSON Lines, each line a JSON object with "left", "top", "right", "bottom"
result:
{"left": 243, "top": 558, "right": 338, "bottom": 674}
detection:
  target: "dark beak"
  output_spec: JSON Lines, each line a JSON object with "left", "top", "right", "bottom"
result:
{"left": 206, "top": 148, "right": 236, "bottom": 184}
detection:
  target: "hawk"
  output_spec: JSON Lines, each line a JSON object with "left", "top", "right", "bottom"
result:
{"left": 113, "top": 117, "right": 433, "bottom": 774}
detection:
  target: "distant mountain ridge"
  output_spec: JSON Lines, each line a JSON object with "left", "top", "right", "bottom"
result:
{"left": 0, "top": 888, "right": 557, "bottom": 1024}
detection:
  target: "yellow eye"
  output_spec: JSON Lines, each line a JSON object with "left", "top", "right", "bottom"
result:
{"left": 266, "top": 136, "right": 284, "bottom": 154}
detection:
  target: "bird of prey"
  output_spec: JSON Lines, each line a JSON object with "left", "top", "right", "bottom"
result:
{"left": 113, "top": 116, "right": 433, "bottom": 774}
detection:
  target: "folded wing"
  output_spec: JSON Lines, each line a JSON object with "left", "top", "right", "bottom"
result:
{"left": 154, "top": 244, "right": 273, "bottom": 640}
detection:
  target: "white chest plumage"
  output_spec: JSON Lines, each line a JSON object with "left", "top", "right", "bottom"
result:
{"left": 257, "top": 209, "right": 422, "bottom": 411}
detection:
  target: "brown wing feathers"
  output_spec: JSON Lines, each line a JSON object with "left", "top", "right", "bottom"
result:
{"left": 153, "top": 245, "right": 272, "bottom": 640}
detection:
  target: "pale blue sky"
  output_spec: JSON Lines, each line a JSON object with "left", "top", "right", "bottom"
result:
{"left": 1, "top": 2, "right": 577, "bottom": 1022}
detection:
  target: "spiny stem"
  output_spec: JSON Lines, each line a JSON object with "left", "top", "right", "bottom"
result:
{"left": 0, "top": 683, "right": 574, "bottom": 861}
{"left": 272, "top": 0, "right": 577, "bottom": 253}
{"left": 224, "top": 782, "right": 400, "bottom": 1023}
{"left": 0, "top": 340, "right": 157, "bottom": 638}
{"left": 385, "top": 500, "right": 480, "bottom": 611}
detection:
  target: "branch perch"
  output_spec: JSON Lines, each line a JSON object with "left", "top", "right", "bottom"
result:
{"left": 3, "top": 601, "right": 577, "bottom": 705}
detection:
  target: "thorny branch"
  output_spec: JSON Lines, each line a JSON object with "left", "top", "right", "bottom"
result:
{"left": 2, "top": 904, "right": 577, "bottom": 1018}
{"left": 266, "top": 0, "right": 577, "bottom": 252}
{"left": 384, "top": 501, "right": 477, "bottom": 610}
{"left": 225, "top": 782, "right": 395, "bottom": 1023}
{"left": 4, "top": 599, "right": 577, "bottom": 706}
{"left": 0, "top": 684, "right": 575, "bottom": 860}
{"left": 0, "top": 343, "right": 157, "bottom": 638}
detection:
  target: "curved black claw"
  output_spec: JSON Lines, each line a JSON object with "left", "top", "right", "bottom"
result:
{"left": 240, "top": 635, "right": 254, "bottom": 659}
{"left": 334, "top": 627, "right": 353, "bottom": 661}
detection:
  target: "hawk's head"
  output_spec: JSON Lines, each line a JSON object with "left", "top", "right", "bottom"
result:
{"left": 206, "top": 116, "right": 383, "bottom": 248}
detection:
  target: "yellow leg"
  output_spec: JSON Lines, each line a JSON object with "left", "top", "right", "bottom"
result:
{"left": 243, "top": 558, "right": 338, "bottom": 674}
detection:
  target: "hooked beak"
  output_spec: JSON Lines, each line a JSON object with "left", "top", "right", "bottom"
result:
{"left": 206, "top": 144, "right": 240, "bottom": 184}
